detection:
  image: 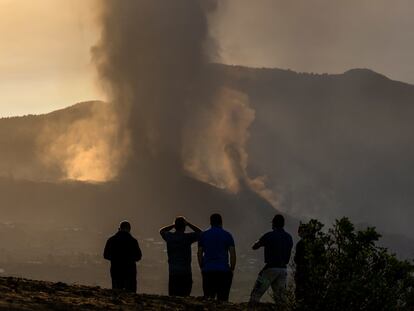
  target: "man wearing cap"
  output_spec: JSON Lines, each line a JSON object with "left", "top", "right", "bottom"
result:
{"left": 160, "top": 216, "right": 202, "bottom": 296}
{"left": 104, "top": 221, "right": 142, "bottom": 292}
{"left": 249, "top": 214, "right": 293, "bottom": 304}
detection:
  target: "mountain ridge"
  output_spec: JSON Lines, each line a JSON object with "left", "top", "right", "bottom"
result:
{"left": 2, "top": 64, "right": 411, "bottom": 121}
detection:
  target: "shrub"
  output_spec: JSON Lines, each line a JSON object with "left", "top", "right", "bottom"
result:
{"left": 292, "top": 218, "right": 414, "bottom": 311}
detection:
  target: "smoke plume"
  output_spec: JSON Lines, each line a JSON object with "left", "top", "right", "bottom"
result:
{"left": 38, "top": 101, "right": 129, "bottom": 182}
{"left": 91, "top": 0, "right": 273, "bottom": 201}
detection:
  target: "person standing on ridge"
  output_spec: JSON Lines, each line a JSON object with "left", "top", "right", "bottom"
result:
{"left": 198, "top": 213, "right": 236, "bottom": 301}
{"left": 294, "top": 223, "right": 308, "bottom": 303}
{"left": 160, "top": 216, "right": 202, "bottom": 297}
{"left": 249, "top": 214, "right": 293, "bottom": 304}
{"left": 104, "top": 221, "right": 142, "bottom": 293}
{"left": 294, "top": 221, "right": 326, "bottom": 309}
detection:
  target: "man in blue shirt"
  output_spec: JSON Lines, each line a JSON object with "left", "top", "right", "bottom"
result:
{"left": 198, "top": 213, "right": 236, "bottom": 301}
{"left": 249, "top": 214, "right": 293, "bottom": 304}
{"left": 160, "top": 216, "right": 201, "bottom": 296}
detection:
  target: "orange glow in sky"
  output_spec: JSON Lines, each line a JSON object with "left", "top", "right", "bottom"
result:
{"left": 0, "top": 0, "right": 102, "bottom": 117}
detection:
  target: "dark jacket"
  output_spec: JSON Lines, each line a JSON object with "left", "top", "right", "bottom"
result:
{"left": 104, "top": 231, "right": 142, "bottom": 277}
{"left": 294, "top": 239, "right": 306, "bottom": 267}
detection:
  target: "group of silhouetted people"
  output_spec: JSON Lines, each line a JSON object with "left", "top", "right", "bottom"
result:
{"left": 104, "top": 213, "right": 308, "bottom": 304}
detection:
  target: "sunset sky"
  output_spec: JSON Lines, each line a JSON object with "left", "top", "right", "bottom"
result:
{"left": 0, "top": 0, "right": 100, "bottom": 117}
{"left": 1, "top": 0, "right": 414, "bottom": 117}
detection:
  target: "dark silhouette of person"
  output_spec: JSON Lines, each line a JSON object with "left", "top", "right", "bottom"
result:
{"left": 198, "top": 213, "right": 236, "bottom": 302}
{"left": 159, "top": 216, "right": 202, "bottom": 297}
{"left": 249, "top": 214, "right": 293, "bottom": 304}
{"left": 294, "top": 222, "right": 325, "bottom": 308}
{"left": 104, "top": 221, "right": 142, "bottom": 292}
{"left": 294, "top": 223, "right": 308, "bottom": 302}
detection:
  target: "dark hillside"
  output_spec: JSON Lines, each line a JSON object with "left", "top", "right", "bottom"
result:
{"left": 213, "top": 64, "right": 414, "bottom": 238}
{"left": 2, "top": 66, "right": 414, "bottom": 238}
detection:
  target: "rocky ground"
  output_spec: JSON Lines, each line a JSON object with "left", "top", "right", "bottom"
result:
{"left": 0, "top": 277, "right": 274, "bottom": 311}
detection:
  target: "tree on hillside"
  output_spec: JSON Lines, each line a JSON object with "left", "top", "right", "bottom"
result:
{"left": 291, "top": 218, "right": 414, "bottom": 311}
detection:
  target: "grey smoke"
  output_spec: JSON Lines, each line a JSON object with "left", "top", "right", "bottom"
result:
{"left": 92, "top": 0, "right": 273, "bottom": 201}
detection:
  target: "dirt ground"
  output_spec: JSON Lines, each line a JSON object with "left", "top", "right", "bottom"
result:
{"left": 0, "top": 277, "right": 274, "bottom": 311}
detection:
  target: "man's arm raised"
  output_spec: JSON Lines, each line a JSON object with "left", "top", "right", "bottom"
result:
{"left": 185, "top": 219, "right": 202, "bottom": 233}
{"left": 159, "top": 223, "right": 175, "bottom": 235}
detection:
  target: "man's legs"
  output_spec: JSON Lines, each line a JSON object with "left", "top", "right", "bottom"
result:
{"left": 202, "top": 271, "right": 217, "bottom": 299}
{"left": 250, "top": 269, "right": 273, "bottom": 303}
{"left": 111, "top": 268, "right": 123, "bottom": 290}
{"left": 216, "top": 271, "right": 233, "bottom": 302}
{"left": 270, "top": 268, "right": 287, "bottom": 303}
{"left": 112, "top": 277, "right": 123, "bottom": 290}
{"left": 294, "top": 271, "right": 304, "bottom": 302}
{"left": 181, "top": 274, "right": 193, "bottom": 296}
{"left": 250, "top": 268, "right": 286, "bottom": 303}
{"left": 112, "top": 274, "right": 137, "bottom": 292}
{"left": 169, "top": 274, "right": 178, "bottom": 296}
{"left": 169, "top": 273, "right": 193, "bottom": 297}
{"left": 111, "top": 266, "right": 137, "bottom": 293}
{"left": 124, "top": 274, "right": 137, "bottom": 293}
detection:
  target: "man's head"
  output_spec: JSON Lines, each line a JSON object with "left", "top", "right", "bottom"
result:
{"left": 210, "top": 213, "right": 223, "bottom": 227}
{"left": 298, "top": 222, "right": 318, "bottom": 239}
{"left": 174, "top": 216, "right": 186, "bottom": 232}
{"left": 272, "top": 214, "right": 285, "bottom": 229}
{"left": 119, "top": 220, "right": 131, "bottom": 232}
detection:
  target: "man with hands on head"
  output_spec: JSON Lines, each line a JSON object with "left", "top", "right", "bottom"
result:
{"left": 160, "top": 216, "right": 201, "bottom": 297}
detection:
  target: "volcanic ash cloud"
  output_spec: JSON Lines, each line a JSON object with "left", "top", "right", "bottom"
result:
{"left": 41, "top": 0, "right": 277, "bottom": 204}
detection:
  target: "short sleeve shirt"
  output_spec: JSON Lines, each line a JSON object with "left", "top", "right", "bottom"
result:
{"left": 198, "top": 226, "right": 235, "bottom": 272}
{"left": 259, "top": 228, "right": 293, "bottom": 268}
{"left": 161, "top": 231, "right": 199, "bottom": 275}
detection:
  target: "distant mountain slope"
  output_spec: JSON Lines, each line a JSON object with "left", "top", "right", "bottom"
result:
{"left": 2, "top": 64, "right": 413, "bottom": 235}
{"left": 0, "top": 101, "right": 103, "bottom": 180}
{"left": 213, "top": 64, "right": 414, "bottom": 237}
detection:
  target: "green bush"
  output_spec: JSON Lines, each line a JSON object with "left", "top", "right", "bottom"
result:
{"left": 292, "top": 218, "right": 414, "bottom": 311}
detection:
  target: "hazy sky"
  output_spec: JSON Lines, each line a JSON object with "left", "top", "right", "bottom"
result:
{"left": 215, "top": 0, "right": 414, "bottom": 82}
{"left": 1, "top": 0, "right": 414, "bottom": 117}
{"left": 0, "top": 0, "right": 101, "bottom": 117}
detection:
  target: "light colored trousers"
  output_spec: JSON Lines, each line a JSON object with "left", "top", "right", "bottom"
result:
{"left": 250, "top": 267, "right": 287, "bottom": 302}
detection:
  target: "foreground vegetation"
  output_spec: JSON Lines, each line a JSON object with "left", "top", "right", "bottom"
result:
{"left": 280, "top": 218, "right": 414, "bottom": 311}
